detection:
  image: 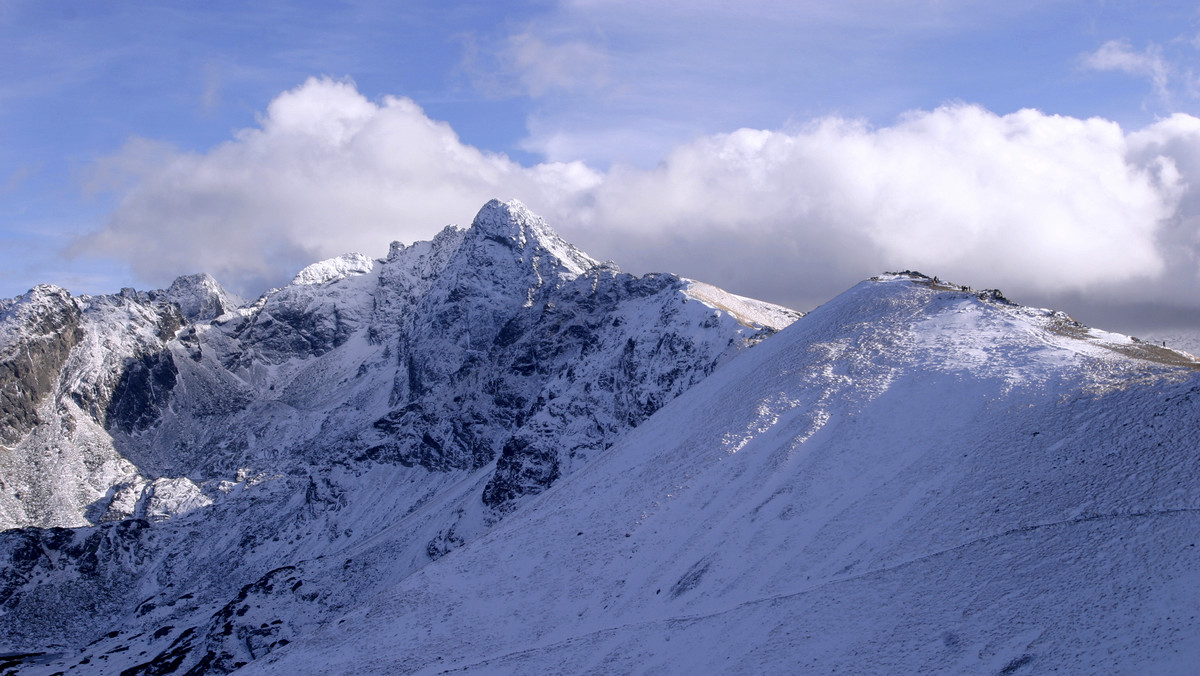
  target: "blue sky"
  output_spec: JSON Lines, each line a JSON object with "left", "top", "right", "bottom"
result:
{"left": 3, "top": 1, "right": 1200, "bottom": 332}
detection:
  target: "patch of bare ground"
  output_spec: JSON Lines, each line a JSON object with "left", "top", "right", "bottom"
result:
{"left": 1045, "top": 314, "right": 1200, "bottom": 370}
{"left": 1100, "top": 339, "right": 1200, "bottom": 370}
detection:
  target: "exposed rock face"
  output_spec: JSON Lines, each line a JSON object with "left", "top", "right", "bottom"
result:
{"left": 105, "top": 349, "right": 179, "bottom": 434}
{"left": 164, "top": 273, "right": 243, "bottom": 322}
{"left": 0, "top": 285, "right": 197, "bottom": 532}
{"left": 0, "top": 519, "right": 152, "bottom": 644}
{"left": 0, "top": 286, "right": 84, "bottom": 445}
{"left": 0, "top": 200, "right": 800, "bottom": 673}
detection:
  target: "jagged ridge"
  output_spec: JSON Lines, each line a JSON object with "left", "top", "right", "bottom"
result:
{"left": 0, "top": 199, "right": 799, "bottom": 673}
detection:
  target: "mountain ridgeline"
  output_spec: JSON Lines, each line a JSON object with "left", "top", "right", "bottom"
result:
{"left": 0, "top": 202, "right": 1196, "bottom": 674}
{"left": 0, "top": 200, "right": 798, "bottom": 673}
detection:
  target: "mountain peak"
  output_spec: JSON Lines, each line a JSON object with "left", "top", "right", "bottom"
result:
{"left": 164, "top": 273, "right": 244, "bottom": 321}
{"left": 290, "top": 252, "right": 376, "bottom": 286}
{"left": 469, "top": 199, "right": 598, "bottom": 276}
{"left": 471, "top": 198, "right": 534, "bottom": 241}
{"left": 1, "top": 284, "right": 78, "bottom": 341}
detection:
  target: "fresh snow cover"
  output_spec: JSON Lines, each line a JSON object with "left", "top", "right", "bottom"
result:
{"left": 0, "top": 200, "right": 801, "bottom": 674}
{"left": 164, "top": 273, "right": 245, "bottom": 321}
{"left": 240, "top": 273, "right": 1199, "bottom": 675}
{"left": 469, "top": 198, "right": 599, "bottom": 278}
{"left": 0, "top": 286, "right": 60, "bottom": 352}
{"left": 0, "top": 286, "right": 182, "bottom": 528}
{"left": 289, "top": 252, "right": 376, "bottom": 286}
{"left": 0, "top": 203, "right": 1195, "bottom": 674}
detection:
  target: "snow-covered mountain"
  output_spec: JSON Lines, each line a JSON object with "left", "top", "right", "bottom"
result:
{"left": 1, "top": 202, "right": 1196, "bottom": 673}
{"left": 240, "top": 272, "right": 1200, "bottom": 675}
{"left": 0, "top": 200, "right": 798, "bottom": 673}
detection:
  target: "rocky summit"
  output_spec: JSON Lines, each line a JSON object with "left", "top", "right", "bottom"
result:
{"left": 0, "top": 200, "right": 798, "bottom": 673}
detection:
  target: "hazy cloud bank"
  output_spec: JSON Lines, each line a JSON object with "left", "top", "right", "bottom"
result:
{"left": 79, "top": 77, "right": 1200, "bottom": 322}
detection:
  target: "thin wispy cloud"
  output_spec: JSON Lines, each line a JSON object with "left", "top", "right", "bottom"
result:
{"left": 460, "top": 0, "right": 1083, "bottom": 167}
{"left": 459, "top": 27, "right": 614, "bottom": 104}
{"left": 1, "top": 164, "right": 40, "bottom": 195}
{"left": 505, "top": 31, "right": 612, "bottom": 98}
{"left": 200, "top": 60, "right": 223, "bottom": 113}
{"left": 1083, "top": 39, "right": 1172, "bottom": 107}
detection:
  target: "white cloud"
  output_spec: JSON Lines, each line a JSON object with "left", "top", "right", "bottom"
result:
{"left": 78, "top": 79, "right": 1200, "bottom": 321}
{"left": 1083, "top": 39, "right": 1171, "bottom": 105}
{"left": 575, "top": 107, "right": 1180, "bottom": 298}
{"left": 76, "top": 77, "right": 601, "bottom": 294}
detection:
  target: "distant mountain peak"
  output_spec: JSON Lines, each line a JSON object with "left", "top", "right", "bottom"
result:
{"left": 0, "top": 284, "right": 79, "bottom": 350}
{"left": 164, "top": 272, "right": 244, "bottom": 321}
{"left": 289, "top": 252, "right": 376, "bottom": 287}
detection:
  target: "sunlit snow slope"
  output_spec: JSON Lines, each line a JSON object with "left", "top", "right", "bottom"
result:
{"left": 247, "top": 273, "right": 1200, "bottom": 675}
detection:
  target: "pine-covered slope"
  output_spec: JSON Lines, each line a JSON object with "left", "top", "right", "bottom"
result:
{"left": 239, "top": 273, "right": 1200, "bottom": 675}
{"left": 0, "top": 200, "right": 798, "bottom": 672}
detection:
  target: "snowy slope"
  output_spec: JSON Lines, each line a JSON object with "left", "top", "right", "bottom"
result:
{"left": 0, "top": 200, "right": 800, "bottom": 673}
{"left": 239, "top": 272, "right": 1200, "bottom": 675}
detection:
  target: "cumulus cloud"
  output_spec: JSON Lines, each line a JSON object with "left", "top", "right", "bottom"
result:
{"left": 78, "top": 78, "right": 1200, "bottom": 325}
{"left": 76, "top": 78, "right": 601, "bottom": 294}
{"left": 574, "top": 107, "right": 1184, "bottom": 302}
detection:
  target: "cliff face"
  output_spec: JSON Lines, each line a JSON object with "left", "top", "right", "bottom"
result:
{"left": 0, "top": 285, "right": 84, "bottom": 445}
